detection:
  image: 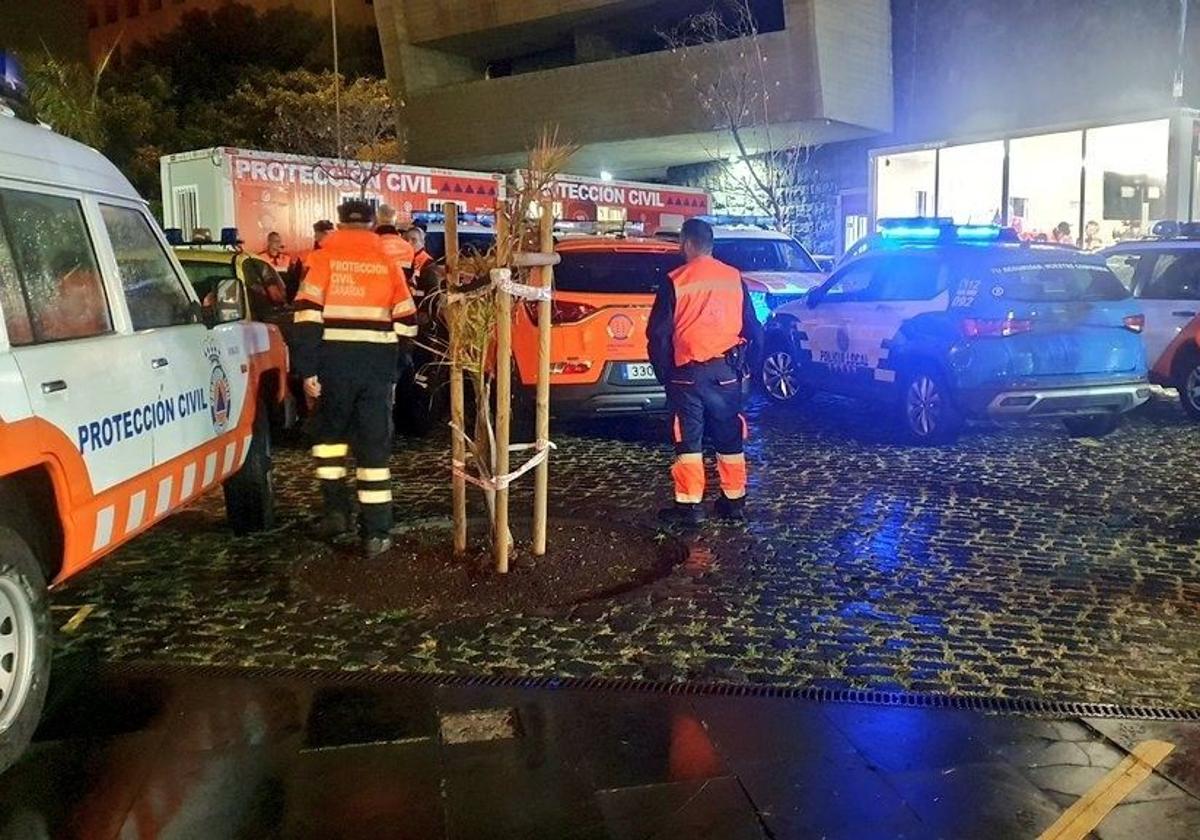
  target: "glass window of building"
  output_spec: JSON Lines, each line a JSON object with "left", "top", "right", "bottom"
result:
{"left": 1084, "top": 120, "right": 1169, "bottom": 248}
{"left": 938, "top": 141, "right": 1004, "bottom": 225}
{"left": 875, "top": 150, "right": 935, "bottom": 219}
{"left": 1008, "top": 131, "right": 1082, "bottom": 246}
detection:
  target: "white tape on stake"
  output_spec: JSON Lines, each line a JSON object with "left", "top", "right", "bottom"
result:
{"left": 449, "top": 439, "right": 556, "bottom": 492}
{"left": 498, "top": 275, "right": 552, "bottom": 302}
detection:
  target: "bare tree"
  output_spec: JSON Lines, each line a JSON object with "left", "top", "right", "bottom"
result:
{"left": 267, "top": 71, "right": 405, "bottom": 198}
{"left": 662, "top": 0, "right": 816, "bottom": 233}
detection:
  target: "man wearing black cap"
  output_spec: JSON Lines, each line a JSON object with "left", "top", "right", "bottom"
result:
{"left": 292, "top": 200, "right": 419, "bottom": 557}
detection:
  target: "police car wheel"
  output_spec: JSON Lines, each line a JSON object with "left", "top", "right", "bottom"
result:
{"left": 1063, "top": 414, "right": 1121, "bottom": 438}
{"left": 224, "top": 400, "right": 275, "bottom": 535}
{"left": 761, "top": 348, "right": 809, "bottom": 403}
{"left": 0, "top": 527, "right": 50, "bottom": 775}
{"left": 1175, "top": 351, "right": 1200, "bottom": 421}
{"left": 900, "top": 368, "right": 961, "bottom": 444}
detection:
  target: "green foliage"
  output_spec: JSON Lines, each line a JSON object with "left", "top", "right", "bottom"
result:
{"left": 20, "top": 45, "right": 114, "bottom": 148}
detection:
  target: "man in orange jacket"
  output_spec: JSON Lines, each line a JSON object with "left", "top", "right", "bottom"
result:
{"left": 647, "top": 218, "right": 762, "bottom": 526}
{"left": 293, "top": 200, "right": 418, "bottom": 557}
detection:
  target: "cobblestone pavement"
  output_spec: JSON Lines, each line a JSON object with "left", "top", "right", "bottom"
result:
{"left": 53, "top": 390, "right": 1200, "bottom": 709}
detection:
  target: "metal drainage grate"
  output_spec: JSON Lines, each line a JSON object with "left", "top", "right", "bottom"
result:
{"left": 96, "top": 661, "right": 1200, "bottom": 723}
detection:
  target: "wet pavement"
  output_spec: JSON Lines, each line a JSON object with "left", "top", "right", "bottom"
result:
{"left": 4, "top": 663, "right": 1200, "bottom": 839}
{"left": 49, "top": 390, "right": 1200, "bottom": 710}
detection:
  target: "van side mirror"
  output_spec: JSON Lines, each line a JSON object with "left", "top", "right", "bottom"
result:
{"left": 204, "top": 277, "right": 244, "bottom": 325}
{"left": 806, "top": 288, "right": 825, "bottom": 308}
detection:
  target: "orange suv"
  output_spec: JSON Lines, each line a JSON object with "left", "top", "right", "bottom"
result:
{"left": 512, "top": 236, "right": 683, "bottom": 417}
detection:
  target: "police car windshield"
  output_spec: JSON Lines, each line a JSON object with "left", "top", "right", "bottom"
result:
{"left": 713, "top": 238, "right": 819, "bottom": 273}
{"left": 556, "top": 251, "right": 684, "bottom": 294}
{"left": 983, "top": 255, "right": 1128, "bottom": 302}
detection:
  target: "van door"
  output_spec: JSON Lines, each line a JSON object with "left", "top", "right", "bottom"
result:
{"left": 1134, "top": 250, "right": 1200, "bottom": 368}
{"left": 96, "top": 202, "right": 245, "bottom": 491}
{"left": 0, "top": 186, "right": 155, "bottom": 498}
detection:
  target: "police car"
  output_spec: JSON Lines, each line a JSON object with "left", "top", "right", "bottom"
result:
{"left": 1102, "top": 221, "right": 1200, "bottom": 419}
{"left": 0, "top": 79, "right": 288, "bottom": 770}
{"left": 657, "top": 216, "right": 827, "bottom": 320}
{"left": 761, "top": 221, "right": 1151, "bottom": 443}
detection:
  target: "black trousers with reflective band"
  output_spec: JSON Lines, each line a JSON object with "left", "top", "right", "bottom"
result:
{"left": 311, "top": 355, "right": 396, "bottom": 539}
{"left": 667, "top": 357, "right": 748, "bottom": 503}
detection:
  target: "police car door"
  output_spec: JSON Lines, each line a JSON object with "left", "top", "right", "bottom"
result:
{"left": 797, "top": 258, "right": 880, "bottom": 394}
{"left": 865, "top": 253, "right": 949, "bottom": 394}
{"left": 0, "top": 185, "right": 155, "bottom": 496}
{"left": 97, "top": 203, "right": 242, "bottom": 482}
{"left": 1134, "top": 250, "right": 1200, "bottom": 367}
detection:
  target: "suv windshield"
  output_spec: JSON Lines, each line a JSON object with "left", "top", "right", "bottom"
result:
{"left": 556, "top": 250, "right": 684, "bottom": 294}
{"left": 713, "top": 238, "right": 819, "bottom": 273}
{"left": 987, "top": 259, "right": 1128, "bottom": 302}
{"left": 179, "top": 257, "right": 236, "bottom": 301}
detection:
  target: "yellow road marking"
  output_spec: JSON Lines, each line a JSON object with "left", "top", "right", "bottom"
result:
{"left": 59, "top": 605, "right": 95, "bottom": 634}
{"left": 1037, "top": 739, "right": 1175, "bottom": 840}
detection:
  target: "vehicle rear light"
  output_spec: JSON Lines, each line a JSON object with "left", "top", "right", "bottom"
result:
{"left": 523, "top": 300, "right": 598, "bottom": 325}
{"left": 550, "top": 360, "right": 593, "bottom": 375}
{"left": 1122, "top": 314, "right": 1145, "bottom": 333}
{"left": 961, "top": 316, "right": 1033, "bottom": 338}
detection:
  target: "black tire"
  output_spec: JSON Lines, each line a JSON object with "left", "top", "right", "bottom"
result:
{"left": 223, "top": 399, "right": 275, "bottom": 534}
{"left": 1063, "top": 414, "right": 1121, "bottom": 438}
{"left": 760, "top": 336, "right": 811, "bottom": 403}
{"left": 0, "top": 526, "right": 50, "bottom": 775}
{"left": 898, "top": 365, "right": 963, "bottom": 445}
{"left": 1175, "top": 349, "right": 1200, "bottom": 421}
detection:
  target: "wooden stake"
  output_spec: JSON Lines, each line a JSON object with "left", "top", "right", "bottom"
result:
{"left": 445, "top": 202, "right": 467, "bottom": 556}
{"left": 533, "top": 201, "right": 554, "bottom": 555}
{"left": 493, "top": 212, "right": 512, "bottom": 574}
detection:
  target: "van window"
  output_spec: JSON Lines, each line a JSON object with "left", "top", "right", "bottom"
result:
{"left": 101, "top": 205, "right": 197, "bottom": 330}
{"left": 555, "top": 250, "right": 684, "bottom": 294}
{"left": 988, "top": 260, "right": 1128, "bottom": 302}
{"left": 0, "top": 229, "right": 33, "bottom": 347}
{"left": 713, "top": 238, "right": 819, "bottom": 273}
{"left": 0, "top": 189, "right": 111, "bottom": 343}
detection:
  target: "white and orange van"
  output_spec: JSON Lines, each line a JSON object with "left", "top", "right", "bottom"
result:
{"left": 0, "top": 106, "right": 288, "bottom": 770}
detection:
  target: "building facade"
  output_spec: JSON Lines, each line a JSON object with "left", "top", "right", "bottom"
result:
{"left": 374, "top": 0, "right": 893, "bottom": 179}
{"left": 86, "top": 0, "right": 377, "bottom": 63}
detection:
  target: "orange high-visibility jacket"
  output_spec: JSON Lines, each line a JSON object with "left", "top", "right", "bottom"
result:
{"left": 375, "top": 227, "right": 415, "bottom": 280}
{"left": 647, "top": 254, "right": 761, "bottom": 375}
{"left": 292, "top": 228, "right": 417, "bottom": 379}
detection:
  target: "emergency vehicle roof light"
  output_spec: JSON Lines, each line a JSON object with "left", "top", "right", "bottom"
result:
{"left": 1151, "top": 220, "right": 1200, "bottom": 239}
{"left": 411, "top": 211, "right": 495, "bottom": 227}
{"left": 877, "top": 218, "right": 1012, "bottom": 244}
{"left": 220, "top": 227, "right": 242, "bottom": 246}
{"left": 699, "top": 214, "right": 775, "bottom": 228}
{"left": 164, "top": 228, "right": 185, "bottom": 246}
{"left": 0, "top": 52, "right": 28, "bottom": 116}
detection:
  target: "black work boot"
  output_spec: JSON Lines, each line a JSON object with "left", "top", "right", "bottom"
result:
{"left": 317, "top": 510, "right": 350, "bottom": 539}
{"left": 657, "top": 502, "right": 706, "bottom": 527}
{"left": 714, "top": 495, "right": 746, "bottom": 521}
{"left": 363, "top": 535, "right": 394, "bottom": 558}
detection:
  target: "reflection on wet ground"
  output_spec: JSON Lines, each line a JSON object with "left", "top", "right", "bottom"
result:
{"left": 4, "top": 664, "right": 1200, "bottom": 839}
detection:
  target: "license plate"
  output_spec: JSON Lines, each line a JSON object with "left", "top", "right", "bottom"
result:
{"left": 622, "top": 363, "right": 657, "bottom": 381}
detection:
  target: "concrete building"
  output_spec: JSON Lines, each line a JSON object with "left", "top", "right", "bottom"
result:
{"left": 374, "top": 0, "right": 893, "bottom": 179}
{"left": 86, "top": 0, "right": 376, "bottom": 63}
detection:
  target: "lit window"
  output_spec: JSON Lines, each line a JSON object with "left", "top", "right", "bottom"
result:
{"left": 1084, "top": 120, "right": 1170, "bottom": 249}
{"left": 875, "top": 149, "right": 935, "bottom": 219}
{"left": 1008, "top": 131, "right": 1083, "bottom": 246}
{"left": 937, "top": 141, "right": 1004, "bottom": 225}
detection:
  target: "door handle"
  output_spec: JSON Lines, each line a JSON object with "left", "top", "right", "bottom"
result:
{"left": 40, "top": 380, "right": 67, "bottom": 394}
{"left": 1171, "top": 310, "right": 1197, "bottom": 318}
{"left": 150, "top": 357, "right": 170, "bottom": 369}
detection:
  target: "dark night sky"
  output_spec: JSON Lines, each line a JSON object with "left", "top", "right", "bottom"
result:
{"left": 3, "top": 0, "right": 88, "bottom": 60}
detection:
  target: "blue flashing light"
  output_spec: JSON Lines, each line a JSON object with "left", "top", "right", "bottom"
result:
{"left": 164, "top": 228, "right": 184, "bottom": 246}
{"left": 0, "top": 52, "right": 26, "bottom": 106}
{"left": 956, "top": 224, "right": 1003, "bottom": 240}
{"left": 220, "top": 227, "right": 241, "bottom": 246}
{"left": 879, "top": 225, "right": 941, "bottom": 240}
{"left": 411, "top": 210, "right": 495, "bottom": 227}
{"left": 699, "top": 214, "right": 775, "bottom": 228}
{"left": 747, "top": 290, "right": 772, "bottom": 323}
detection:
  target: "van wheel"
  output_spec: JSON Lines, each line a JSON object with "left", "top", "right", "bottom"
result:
{"left": 1063, "top": 414, "right": 1121, "bottom": 438}
{"left": 899, "top": 366, "right": 962, "bottom": 444}
{"left": 0, "top": 527, "right": 50, "bottom": 775}
{"left": 1175, "top": 350, "right": 1200, "bottom": 421}
{"left": 224, "top": 400, "right": 275, "bottom": 534}
{"left": 761, "top": 338, "right": 811, "bottom": 403}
